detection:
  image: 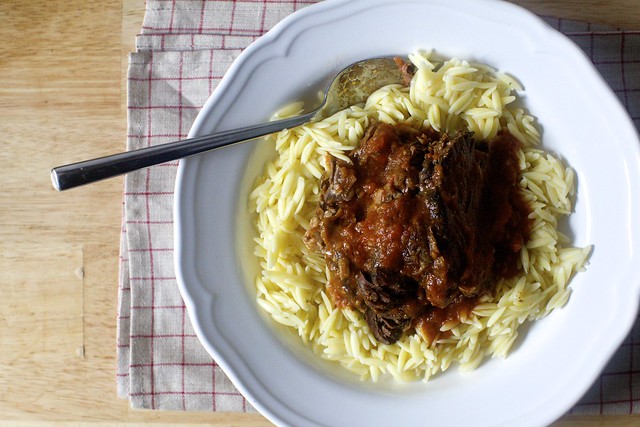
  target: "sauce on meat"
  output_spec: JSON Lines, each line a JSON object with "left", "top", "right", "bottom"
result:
{"left": 304, "top": 122, "right": 531, "bottom": 345}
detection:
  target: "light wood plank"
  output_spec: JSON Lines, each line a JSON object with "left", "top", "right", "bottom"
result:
{"left": 510, "top": 0, "right": 640, "bottom": 29}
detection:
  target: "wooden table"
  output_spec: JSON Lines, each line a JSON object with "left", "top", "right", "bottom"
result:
{"left": 1, "top": 0, "right": 638, "bottom": 425}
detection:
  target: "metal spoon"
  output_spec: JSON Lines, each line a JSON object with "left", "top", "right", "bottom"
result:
{"left": 50, "top": 56, "right": 408, "bottom": 191}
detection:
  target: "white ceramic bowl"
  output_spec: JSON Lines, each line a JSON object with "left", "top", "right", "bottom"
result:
{"left": 174, "top": 0, "right": 640, "bottom": 425}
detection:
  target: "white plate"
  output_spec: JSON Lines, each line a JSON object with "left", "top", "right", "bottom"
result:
{"left": 174, "top": 0, "right": 640, "bottom": 425}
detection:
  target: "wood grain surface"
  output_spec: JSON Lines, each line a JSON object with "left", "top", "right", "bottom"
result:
{"left": 1, "top": 0, "right": 638, "bottom": 425}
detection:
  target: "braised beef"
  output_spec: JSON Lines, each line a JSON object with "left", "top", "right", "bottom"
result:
{"left": 304, "top": 122, "right": 531, "bottom": 344}
{"left": 394, "top": 57, "right": 417, "bottom": 86}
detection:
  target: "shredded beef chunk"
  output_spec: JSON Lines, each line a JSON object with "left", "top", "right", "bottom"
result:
{"left": 304, "top": 122, "right": 531, "bottom": 344}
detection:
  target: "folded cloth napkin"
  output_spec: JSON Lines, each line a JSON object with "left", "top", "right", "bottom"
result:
{"left": 117, "top": 0, "right": 640, "bottom": 415}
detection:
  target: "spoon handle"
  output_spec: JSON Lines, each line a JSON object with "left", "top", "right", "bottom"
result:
{"left": 50, "top": 113, "right": 312, "bottom": 191}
